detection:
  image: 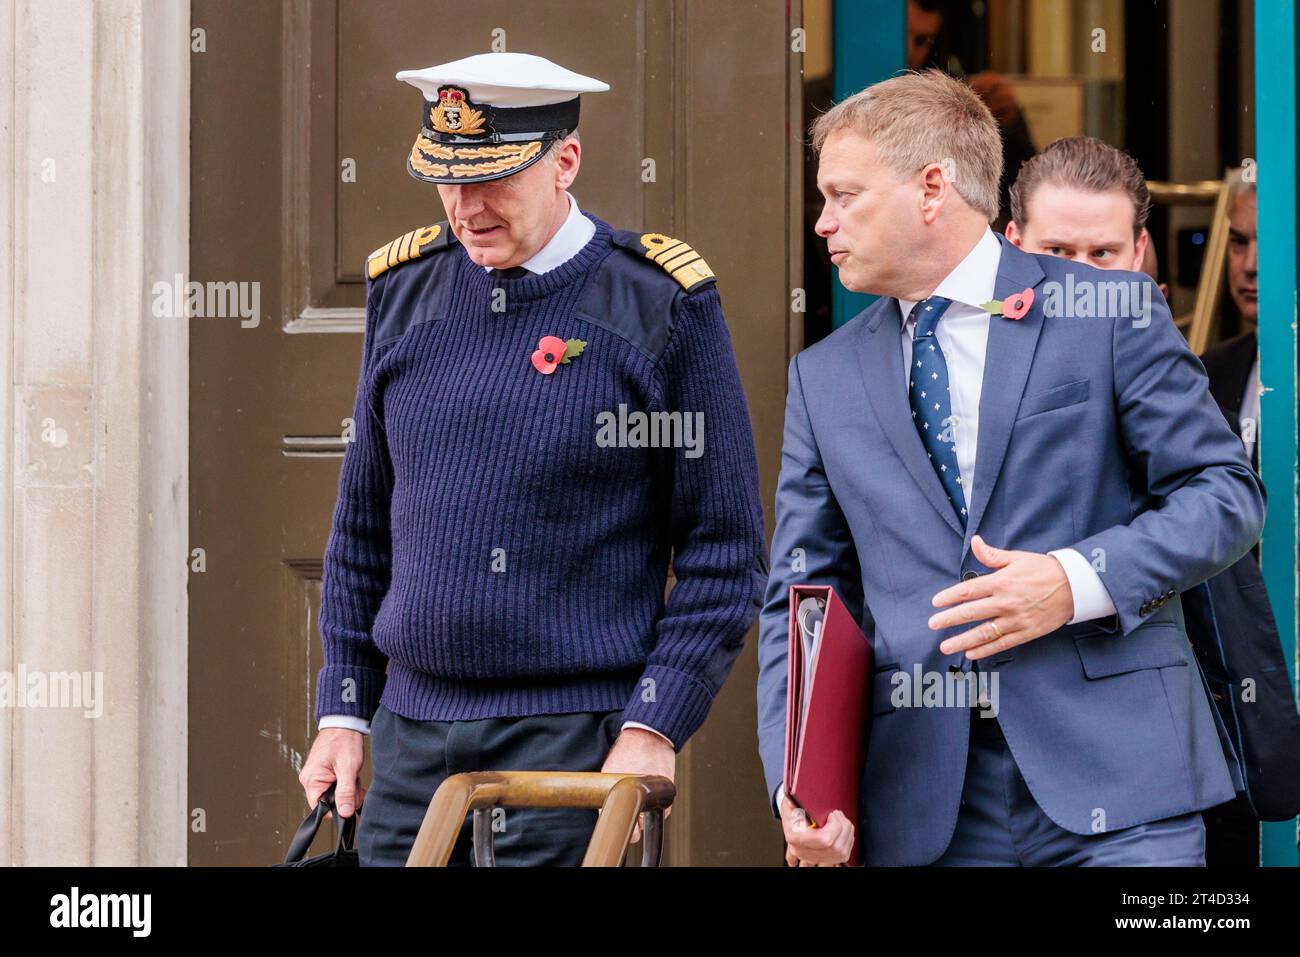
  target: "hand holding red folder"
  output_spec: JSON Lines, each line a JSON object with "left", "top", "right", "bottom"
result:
{"left": 779, "top": 791, "right": 856, "bottom": 866}
{"left": 781, "top": 585, "right": 873, "bottom": 866}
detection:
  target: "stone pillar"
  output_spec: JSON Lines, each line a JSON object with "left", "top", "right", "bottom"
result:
{"left": 0, "top": 0, "right": 189, "bottom": 865}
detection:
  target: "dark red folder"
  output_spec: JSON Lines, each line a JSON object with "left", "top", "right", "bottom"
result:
{"left": 783, "top": 584, "right": 873, "bottom": 865}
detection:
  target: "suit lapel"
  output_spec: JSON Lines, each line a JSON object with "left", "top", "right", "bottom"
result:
{"left": 964, "top": 236, "right": 1047, "bottom": 548}
{"left": 1207, "top": 331, "right": 1256, "bottom": 416}
{"left": 858, "top": 298, "right": 965, "bottom": 537}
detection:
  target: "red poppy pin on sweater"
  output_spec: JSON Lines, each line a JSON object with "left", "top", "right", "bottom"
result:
{"left": 531, "top": 335, "right": 587, "bottom": 375}
{"left": 980, "top": 287, "right": 1034, "bottom": 320}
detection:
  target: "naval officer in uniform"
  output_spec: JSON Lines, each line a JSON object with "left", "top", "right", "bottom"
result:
{"left": 298, "top": 52, "right": 768, "bottom": 866}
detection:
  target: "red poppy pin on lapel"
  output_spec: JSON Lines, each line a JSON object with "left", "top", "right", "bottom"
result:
{"left": 531, "top": 335, "right": 587, "bottom": 375}
{"left": 980, "top": 287, "right": 1034, "bottom": 320}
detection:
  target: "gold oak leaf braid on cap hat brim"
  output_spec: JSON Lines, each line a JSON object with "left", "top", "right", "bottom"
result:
{"left": 409, "top": 137, "right": 543, "bottom": 178}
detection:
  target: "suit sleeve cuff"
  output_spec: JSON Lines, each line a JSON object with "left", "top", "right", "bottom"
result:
{"left": 319, "top": 714, "right": 371, "bottom": 735}
{"left": 1049, "top": 548, "right": 1117, "bottom": 624}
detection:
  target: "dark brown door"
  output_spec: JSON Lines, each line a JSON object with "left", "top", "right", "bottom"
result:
{"left": 190, "top": 0, "right": 799, "bottom": 865}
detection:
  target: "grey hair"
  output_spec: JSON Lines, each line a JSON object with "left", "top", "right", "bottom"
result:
{"left": 1226, "top": 165, "right": 1256, "bottom": 205}
{"left": 543, "top": 129, "right": 581, "bottom": 164}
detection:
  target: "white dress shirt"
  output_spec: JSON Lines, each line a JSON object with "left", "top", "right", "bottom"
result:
{"left": 895, "top": 226, "right": 1116, "bottom": 624}
{"left": 480, "top": 189, "right": 595, "bottom": 274}
{"left": 321, "top": 194, "right": 672, "bottom": 747}
{"left": 1241, "top": 353, "right": 1261, "bottom": 463}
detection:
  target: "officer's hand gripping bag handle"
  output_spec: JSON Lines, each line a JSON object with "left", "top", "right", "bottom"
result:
{"left": 275, "top": 783, "right": 359, "bottom": 867}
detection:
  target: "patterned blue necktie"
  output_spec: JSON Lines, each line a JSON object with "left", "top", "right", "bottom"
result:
{"left": 907, "top": 296, "right": 967, "bottom": 527}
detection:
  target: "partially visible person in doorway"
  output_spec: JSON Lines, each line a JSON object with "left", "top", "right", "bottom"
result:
{"left": 907, "top": 0, "right": 943, "bottom": 70}
{"left": 1194, "top": 169, "right": 1300, "bottom": 864}
{"left": 908, "top": 0, "right": 1037, "bottom": 225}
{"left": 1202, "top": 169, "right": 1260, "bottom": 466}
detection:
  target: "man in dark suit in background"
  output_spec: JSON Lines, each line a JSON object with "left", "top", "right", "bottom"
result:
{"left": 1202, "top": 169, "right": 1261, "bottom": 469}
{"left": 1196, "top": 168, "right": 1300, "bottom": 863}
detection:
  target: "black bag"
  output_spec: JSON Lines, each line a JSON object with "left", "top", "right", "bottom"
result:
{"left": 276, "top": 784, "right": 360, "bottom": 867}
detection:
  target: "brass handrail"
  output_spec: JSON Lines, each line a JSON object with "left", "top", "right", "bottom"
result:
{"left": 1146, "top": 180, "right": 1226, "bottom": 204}
{"left": 404, "top": 770, "right": 676, "bottom": 867}
{"left": 1146, "top": 178, "right": 1232, "bottom": 354}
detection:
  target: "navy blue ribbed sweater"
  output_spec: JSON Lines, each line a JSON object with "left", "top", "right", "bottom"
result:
{"left": 314, "top": 214, "right": 768, "bottom": 749}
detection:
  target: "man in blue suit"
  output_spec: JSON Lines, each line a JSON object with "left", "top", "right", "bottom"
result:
{"left": 756, "top": 70, "right": 1265, "bottom": 866}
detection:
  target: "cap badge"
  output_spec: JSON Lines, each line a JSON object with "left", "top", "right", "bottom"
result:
{"left": 429, "top": 85, "right": 487, "bottom": 136}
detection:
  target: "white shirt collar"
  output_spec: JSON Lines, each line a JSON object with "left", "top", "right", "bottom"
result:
{"left": 897, "top": 226, "right": 1003, "bottom": 327}
{"left": 481, "top": 191, "right": 595, "bottom": 275}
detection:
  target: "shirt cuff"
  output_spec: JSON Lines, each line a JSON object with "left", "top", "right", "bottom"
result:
{"left": 774, "top": 782, "right": 786, "bottom": 817}
{"left": 319, "top": 714, "right": 371, "bottom": 735}
{"left": 621, "top": 721, "right": 673, "bottom": 746}
{"left": 1049, "top": 548, "right": 1117, "bottom": 624}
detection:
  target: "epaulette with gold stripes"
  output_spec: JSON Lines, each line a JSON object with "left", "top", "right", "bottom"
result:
{"left": 366, "top": 221, "right": 458, "bottom": 280}
{"left": 635, "top": 233, "right": 716, "bottom": 292}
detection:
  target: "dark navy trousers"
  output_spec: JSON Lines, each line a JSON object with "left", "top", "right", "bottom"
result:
{"left": 931, "top": 707, "right": 1207, "bottom": 866}
{"left": 358, "top": 702, "right": 624, "bottom": 866}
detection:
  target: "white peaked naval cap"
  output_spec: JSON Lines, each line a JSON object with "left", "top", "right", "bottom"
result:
{"left": 395, "top": 52, "right": 609, "bottom": 184}
{"left": 396, "top": 52, "right": 609, "bottom": 108}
